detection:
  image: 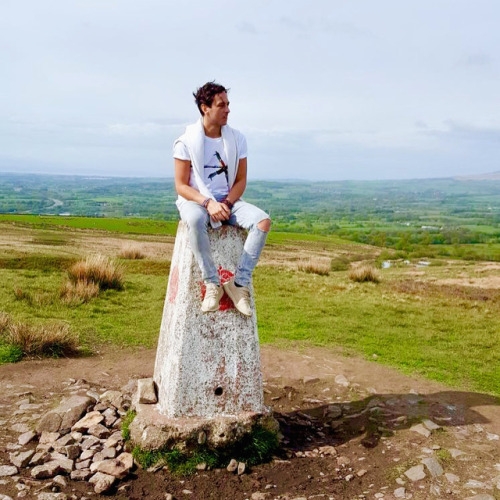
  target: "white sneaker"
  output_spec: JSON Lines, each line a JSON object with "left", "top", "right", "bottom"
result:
{"left": 201, "top": 283, "right": 223, "bottom": 312}
{"left": 223, "top": 279, "right": 252, "bottom": 317}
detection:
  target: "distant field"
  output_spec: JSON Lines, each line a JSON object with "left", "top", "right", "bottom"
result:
{"left": 1, "top": 173, "right": 499, "bottom": 261}
{"left": 0, "top": 214, "right": 179, "bottom": 235}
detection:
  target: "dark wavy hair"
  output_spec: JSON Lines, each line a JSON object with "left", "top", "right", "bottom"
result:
{"left": 193, "top": 81, "right": 228, "bottom": 116}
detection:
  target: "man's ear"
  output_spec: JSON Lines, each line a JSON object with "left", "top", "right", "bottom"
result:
{"left": 201, "top": 103, "right": 208, "bottom": 115}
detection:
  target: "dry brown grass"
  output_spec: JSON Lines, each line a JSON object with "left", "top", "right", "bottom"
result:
{"left": 68, "top": 254, "right": 124, "bottom": 291}
{"left": 60, "top": 279, "right": 100, "bottom": 305}
{"left": 348, "top": 264, "right": 381, "bottom": 283}
{"left": 0, "top": 312, "right": 79, "bottom": 357}
{"left": 390, "top": 279, "right": 500, "bottom": 302}
{"left": 297, "top": 257, "right": 331, "bottom": 276}
{"left": 119, "top": 244, "right": 145, "bottom": 260}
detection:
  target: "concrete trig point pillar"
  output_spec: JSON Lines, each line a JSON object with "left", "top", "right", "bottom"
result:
{"left": 154, "top": 221, "right": 264, "bottom": 417}
{"left": 129, "top": 222, "right": 277, "bottom": 451}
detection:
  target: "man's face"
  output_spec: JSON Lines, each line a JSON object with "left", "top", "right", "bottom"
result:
{"left": 202, "top": 92, "right": 230, "bottom": 127}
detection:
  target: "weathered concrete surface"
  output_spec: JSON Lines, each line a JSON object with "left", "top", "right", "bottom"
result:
{"left": 129, "top": 403, "right": 279, "bottom": 451}
{"left": 153, "top": 222, "right": 265, "bottom": 418}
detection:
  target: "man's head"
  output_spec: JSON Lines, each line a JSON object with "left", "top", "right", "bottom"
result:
{"left": 193, "top": 81, "right": 229, "bottom": 116}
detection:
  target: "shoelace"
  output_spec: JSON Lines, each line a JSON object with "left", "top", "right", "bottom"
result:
{"left": 205, "top": 285, "right": 220, "bottom": 299}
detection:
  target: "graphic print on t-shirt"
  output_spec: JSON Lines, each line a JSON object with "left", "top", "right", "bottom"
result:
{"left": 207, "top": 151, "right": 228, "bottom": 182}
{"left": 203, "top": 137, "right": 229, "bottom": 199}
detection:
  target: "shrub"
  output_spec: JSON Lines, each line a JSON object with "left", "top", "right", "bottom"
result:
{"left": 119, "top": 244, "right": 145, "bottom": 260}
{"left": 297, "top": 257, "right": 330, "bottom": 276}
{"left": 60, "top": 279, "right": 100, "bottom": 305}
{"left": 68, "top": 254, "right": 123, "bottom": 291}
{"left": 348, "top": 264, "right": 381, "bottom": 283}
{"left": 0, "top": 312, "right": 79, "bottom": 360}
{"left": 7, "top": 320, "right": 79, "bottom": 357}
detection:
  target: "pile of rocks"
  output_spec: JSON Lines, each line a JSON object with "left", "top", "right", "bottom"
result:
{"left": 4, "top": 379, "right": 137, "bottom": 496}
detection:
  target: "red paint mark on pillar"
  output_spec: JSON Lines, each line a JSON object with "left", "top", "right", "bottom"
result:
{"left": 199, "top": 267, "right": 235, "bottom": 311}
{"left": 168, "top": 265, "right": 179, "bottom": 303}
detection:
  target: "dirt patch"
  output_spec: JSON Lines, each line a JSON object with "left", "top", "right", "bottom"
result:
{"left": 1, "top": 345, "right": 499, "bottom": 499}
{"left": 436, "top": 276, "right": 500, "bottom": 289}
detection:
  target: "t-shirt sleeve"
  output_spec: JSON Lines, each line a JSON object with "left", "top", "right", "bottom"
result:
{"left": 238, "top": 133, "right": 248, "bottom": 159}
{"left": 173, "top": 141, "right": 190, "bottom": 160}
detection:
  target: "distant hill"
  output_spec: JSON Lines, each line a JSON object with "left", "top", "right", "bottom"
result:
{"left": 455, "top": 171, "right": 500, "bottom": 181}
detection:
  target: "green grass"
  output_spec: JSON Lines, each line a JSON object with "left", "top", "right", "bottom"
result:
{"left": 0, "top": 342, "right": 23, "bottom": 363}
{"left": 130, "top": 425, "right": 279, "bottom": 475}
{"left": 254, "top": 267, "right": 500, "bottom": 395}
{"left": 0, "top": 215, "right": 178, "bottom": 235}
{"left": 0, "top": 222, "right": 498, "bottom": 397}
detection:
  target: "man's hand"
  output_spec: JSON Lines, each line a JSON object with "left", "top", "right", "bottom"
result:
{"left": 206, "top": 200, "right": 231, "bottom": 222}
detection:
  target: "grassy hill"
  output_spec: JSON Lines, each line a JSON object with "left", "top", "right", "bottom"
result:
{"left": 0, "top": 218, "right": 498, "bottom": 396}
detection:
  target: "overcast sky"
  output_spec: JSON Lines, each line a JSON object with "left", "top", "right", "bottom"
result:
{"left": 1, "top": 0, "right": 499, "bottom": 180}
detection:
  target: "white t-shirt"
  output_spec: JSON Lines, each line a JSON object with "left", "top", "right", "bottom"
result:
{"left": 173, "top": 134, "right": 247, "bottom": 200}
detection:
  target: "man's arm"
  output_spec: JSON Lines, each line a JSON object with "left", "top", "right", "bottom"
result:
{"left": 174, "top": 158, "right": 230, "bottom": 222}
{"left": 225, "top": 158, "right": 247, "bottom": 206}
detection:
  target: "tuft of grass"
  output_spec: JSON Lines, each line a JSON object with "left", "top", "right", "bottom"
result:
{"left": 435, "top": 448, "right": 452, "bottom": 464}
{"left": 330, "top": 256, "right": 350, "bottom": 272}
{"left": 0, "top": 312, "right": 79, "bottom": 358}
{"left": 119, "top": 244, "right": 145, "bottom": 260}
{"left": 68, "top": 254, "right": 124, "bottom": 291}
{"left": 121, "top": 410, "right": 137, "bottom": 442}
{"left": 0, "top": 343, "right": 23, "bottom": 363}
{"left": 348, "top": 264, "right": 381, "bottom": 283}
{"left": 13, "top": 288, "right": 54, "bottom": 307}
{"left": 60, "top": 279, "right": 100, "bottom": 305}
{"left": 297, "top": 257, "right": 330, "bottom": 276}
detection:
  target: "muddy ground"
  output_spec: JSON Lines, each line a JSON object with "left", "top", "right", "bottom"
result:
{"left": 0, "top": 345, "right": 499, "bottom": 499}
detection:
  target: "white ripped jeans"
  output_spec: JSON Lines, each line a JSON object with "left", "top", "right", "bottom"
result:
{"left": 178, "top": 200, "right": 269, "bottom": 286}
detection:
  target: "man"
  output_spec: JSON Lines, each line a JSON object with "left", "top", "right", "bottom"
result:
{"left": 173, "top": 82, "right": 271, "bottom": 317}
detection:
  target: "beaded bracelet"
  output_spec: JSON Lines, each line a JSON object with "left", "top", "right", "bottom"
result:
{"left": 222, "top": 198, "right": 234, "bottom": 210}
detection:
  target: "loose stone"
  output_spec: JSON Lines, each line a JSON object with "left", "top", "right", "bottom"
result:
{"left": 79, "top": 449, "right": 96, "bottom": 461}
{"left": 404, "top": 464, "right": 426, "bottom": 482}
{"left": 88, "top": 424, "right": 110, "bottom": 439}
{"left": 445, "top": 472, "right": 460, "bottom": 483}
{"left": 422, "top": 419, "right": 440, "bottom": 431}
{"left": 9, "top": 450, "right": 35, "bottom": 468}
{"left": 94, "top": 452, "right": 133, "bottom": 479}
{"left": 40, "top": 432, "right": 60, "bottom": 444}
{"left": 30, "top": 452, "right": 50, "bottom": 466}
{"left": 421, "top": 457, "right": 444, "bottom": 477}
{"left": 18, "top": 430, "right": 37, "bottom": 446}
{"left": 9, "top": 423, "right": 30, "bottom": 433}
{"left": 70, "top": 470, "right": 92, "bottom": 481}
{"left": 89, "top": 472, "right": 116, "bottom": 494}
{"left": 75, "top": 459, "right": 91, "bottom": 470}
{"left": 394, "top": 487, "right": 406, "bottom": 498}
{"left": 237, "top": 462, "right": 246, "bottom": 475}
{"left": 80, "top": 436, "right": 100, "bottom": 450}
{"left": 318, "top": 445, "right": 337, "bottom": 456}
{"left": 52, "top": 475, "right": 67, "bottom": 488}
{"left": 93, "top": 447, "right": 116, "bottom": 462}
{"left": 335, "top": 374, "right": 350, "bottom": 387}
{"left": 227, "top": 459, "right": 238, "bottom": 472}
{"left": 137, "top": 378, "right": 157, "bottom": 404}
{"left": 410, "top": 424, "right": 431, "bottom": 438}
{"left": 31, "top": 462, "right": 62, "bottom": 479}
{"left": 72, "top": 411, "right": 104, "bottom": 432}
{"left": 0, "top": 465, "right": 18, "bottom": 477}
